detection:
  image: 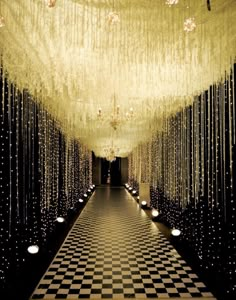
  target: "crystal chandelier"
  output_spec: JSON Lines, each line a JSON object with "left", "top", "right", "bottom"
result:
{"left": 103, "top": 143, "right": 120, "bottom": 162}
{"left": 45, "top": 0, "right": 56, "bottom": 8}
{"left": 97, "top": 95, "right": 134, "bottom": 131}
{"left": 184, "top": 17, "right": 196, "bottom": 32}
{"left": 106, "top": 149, "right": 116, "bottom": 162}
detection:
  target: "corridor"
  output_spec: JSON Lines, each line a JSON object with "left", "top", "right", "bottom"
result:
{"left": 31, "top": 187, "right": 215, "bottom": 300}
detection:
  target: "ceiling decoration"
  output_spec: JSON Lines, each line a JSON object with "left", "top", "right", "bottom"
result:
{"left": 0, "top": 0, "right": 235, "bottom": 158}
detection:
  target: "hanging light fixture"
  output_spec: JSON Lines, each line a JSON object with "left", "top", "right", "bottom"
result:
{"left": 105, "top": 148, "right": 116, "bottom": 162}
{"left": 98, "top": 95, "right": 134, "bottom": 131}
{"left": 102, "top": 139, "right": 120, "bottom": 162}
{"left": 184, "top": 17, "right": 196, "bottom": 32}
{"left": 0, "top": 16, "right": 5, "bottom": 28}
{"left": 45, "top": 0, "right": 56, "bottom": 8}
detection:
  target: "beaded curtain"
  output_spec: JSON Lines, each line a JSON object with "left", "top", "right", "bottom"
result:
{"left": 128, "top": 63, "right": 236, "bottom": 297}
{"left": 0, "top": 68, "right": 92, "bottom": 287}
{"left": 0, "top": 0, "right": 235, "bottom": 158}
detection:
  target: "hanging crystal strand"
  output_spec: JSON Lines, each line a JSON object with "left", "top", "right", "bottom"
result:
{"left": 74, "top": 142, "right": 79, "bottom": 204}
{"left": 51, "top": 118, "right": 55, "bottom": 230}
{"left": 215, "top": 83, "right": 219, "bottom": 208}
{"left": 227, "top": 65, "right": 236, "bottom": 289}
{"left": 44, "top": 112, "right": 49, "bottom": 232}
{"left": 15, "top": 86, "right": 20, "bottom": 218}
{"left": 228, "top": 69, "right": 234, "bottom": 198}
{"left": 175, "top": 118, "right": 178, "bottom": 205}
{"left": 191, "top": 98, "right": 194, "bottom": 205}
{"left": 181, "top": 110, "right": 184, "bottom": 206}
{"left": 49, "top": 117, "right": 57, "bottom": 230}
{"left": 210, "top": 85, "right": 215, "bottom": 210}
{"left": 37, "top": 107, "right": 43, "bottom": 241}
{"left": 0, "top": 59, "right": 7, "bottom": 283}
{"left": 32, "top": 99, "right": 39, "bottom": 244}
{"left": 173, "top": 118, "right": 177, "bottom": 203}
{"left": 207, "top": 85, "right": 211, "bottom": 209}
{"left": 187, "top": 106, "right": 191, "bottom": 205}
{"left": 28, "top": 95, "right": 34, "bottom": 244}
{"left": 198, "top": 93, "right": 204, "bottom": 263}
{"left": 218, "top": 81, "right": 225, "bottom": 223}
{"left": 1, "top": 58, "right": 4, "bottom": 118}
{"left": 8, "top": 77, "right": 12, "bottom": 239}
{"left": 40, "top": 108, "right": 46, "bottom": 242}
{"left": 176, "top": 112, "right": 180, "bottom": 206}
{"left": 69, "top": 141, "right": 74, "bottom": 209}
{"left": 43, "top": 110, "right": 49, "bottom": 238}
{"left": 21, "top": 91, "right": 26, "bottom": 228}
{"left": 201, "top": 93, "right": 205, "bottom": 199}
{"left": 222, "top": 80, "right": 227, "bottom": 222}
{"left": 206, "top": 85, "right": 213, "bottom": 267}
{"left": 55, "top": 125, "right": 60, "bottom": 211}
{"left": 89, "top": 150, "right": 92, "bottom": 186}
{"left": 232, "top": 63, "right": 235, "bottom": 145}
{"left": 216, "top": 81, "right": 223, "bottom": 263}
{"left": 195, "top": 97, "right": 199, "bottom": 206}
{"left": 170, "top": 118, "right": 173, "bottom": 200}
{"left": 53, "top": 121, "right": 59, "bottom": 219}
{"left": 179, "top": 110, "right": 183, "bottom": 206}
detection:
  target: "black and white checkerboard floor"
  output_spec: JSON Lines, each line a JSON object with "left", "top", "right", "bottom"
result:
{"left": 31, "top": 187, "right": 215, "bottom": 299}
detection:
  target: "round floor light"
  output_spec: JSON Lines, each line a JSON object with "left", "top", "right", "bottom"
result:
{"left": 56, "top": 217, "right": 65, "bottom": 223}
{"left": 171, "top": 228, "right": 181, "bottom": 236}
{"left": 79, "top": 198, "right": 84, "bottom": 203}
{"left": 141, "top": 200, "right": 147, "bottom": 208}
{"left": 152, "top": 209, "right": 159, "bottom": 217}
{"left": 27, "top": 245, "right": 39, "bottom": 254}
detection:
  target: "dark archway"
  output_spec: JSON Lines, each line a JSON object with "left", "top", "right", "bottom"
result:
{"left": 110, "top": 157, "right": 121, "bottom": 186}
{"left": 101, "top": 158, "right": 110, "bottom": 184}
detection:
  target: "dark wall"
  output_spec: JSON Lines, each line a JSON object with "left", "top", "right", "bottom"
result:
{"left": 110, "top": 158, "right": 121, "bottom": 186}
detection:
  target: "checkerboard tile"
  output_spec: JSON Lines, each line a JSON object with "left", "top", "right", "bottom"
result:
{"left": 31, "top": 187, "right": 215, "bottom": 299}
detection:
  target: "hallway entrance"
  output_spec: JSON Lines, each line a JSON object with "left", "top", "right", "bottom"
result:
{"left": 98, "top": 157, "right": 125, "bottom": 186}
{"left": 31, "top": 186, "right": 215, "bottom": 299}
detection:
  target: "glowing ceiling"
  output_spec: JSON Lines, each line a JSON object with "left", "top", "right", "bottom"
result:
{"left": 0, "top": 0, "right": 235, "bottom": 157}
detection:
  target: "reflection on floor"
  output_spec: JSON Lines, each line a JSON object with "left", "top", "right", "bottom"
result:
{"left": 31, "top": 186, "right": 215, "bottom": 299}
